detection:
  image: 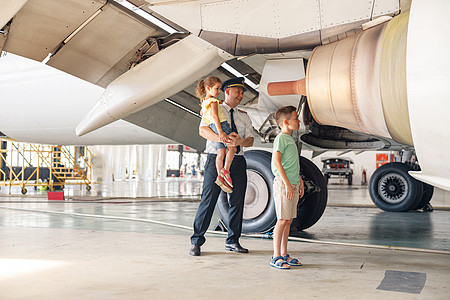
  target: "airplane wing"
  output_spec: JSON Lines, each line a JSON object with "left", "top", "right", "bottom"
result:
{"left": 1, "top": 0, "right": 449, "bottom": 193}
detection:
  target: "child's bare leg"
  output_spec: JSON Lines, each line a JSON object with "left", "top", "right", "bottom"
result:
{"left": 273, "top": 220, "right": 284, "bottom": 257}
{"left": 272, "top": 219, "right": 290, "bottom": 267}
{"left": 281, "top": 218, "right": 301, "bottom": 265}
{"left": 220, "top": 146, "right": 236, "bottom": 186}
{"left": 216, "top": 148, "right": 226, "bottom": 176}
{"left": 224, "top": 146, "right": 236, "bottom": 171}
{"left": 280, "top": 218, "right": 293, "bottom": 256}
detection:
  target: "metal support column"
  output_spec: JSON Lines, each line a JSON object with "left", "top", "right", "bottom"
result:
{"left": 0, "top": 141, "right": 6, "bottom": 181}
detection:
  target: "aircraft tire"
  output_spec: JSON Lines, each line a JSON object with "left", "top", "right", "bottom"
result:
{"left": 294, "top": 156, "right": 328, "bottom": 231}
{"left": 414, "top": 182, "right": 434, "bottom": 210}
{"left": 217, "top": 150, "right": 276, "bottom": 233}
{"left": 369, "top": 163, "right": 423, "bottom": 212}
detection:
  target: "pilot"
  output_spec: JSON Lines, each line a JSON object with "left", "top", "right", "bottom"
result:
{"left": 190, "top": 77, "right": 254, "bottom": 256}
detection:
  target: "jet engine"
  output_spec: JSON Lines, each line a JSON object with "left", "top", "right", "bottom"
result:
{"left": 269, "top": 14, "right": 413, "bottom": 147}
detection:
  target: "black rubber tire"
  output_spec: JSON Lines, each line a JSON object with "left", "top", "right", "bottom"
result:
{"left": 294, "top": 156, "right": 328, "bottom": 231}
{"left": 369, "top": 162, "right": 423, "bottom": 212}
{"left": 414, "top": 182, "right": 434, "bottom": 210}
{"left": 347, "top": 173, "right": 353, "bottom": 185}
{"left": 217, "top": 151, "right": 328, "bottom": 233}
{"left": 217, "top": 150, "right": 276, "bottom": 233}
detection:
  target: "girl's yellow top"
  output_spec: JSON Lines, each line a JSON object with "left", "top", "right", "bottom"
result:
{"left": 201, "top": 97, "right": 227, "bottom": 124}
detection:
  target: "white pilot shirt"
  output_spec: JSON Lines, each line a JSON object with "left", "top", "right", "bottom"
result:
{"left": 200, "top": 102, "right": 253, "bottom": 156}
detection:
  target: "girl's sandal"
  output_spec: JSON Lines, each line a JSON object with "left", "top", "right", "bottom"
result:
{"left": 215, "top": 176, "right": 233, "bottom": 193}
{"left": 220, "top": 168, "right": 233, "bottom": 187}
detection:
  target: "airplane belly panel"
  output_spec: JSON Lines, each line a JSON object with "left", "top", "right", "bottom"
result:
{"left": 0, "top": 54, "right": 175, "bottom": 146}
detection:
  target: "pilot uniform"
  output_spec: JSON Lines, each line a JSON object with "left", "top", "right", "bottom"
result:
{"left": 191, "top": 85, "right": 253, "bottom": 250}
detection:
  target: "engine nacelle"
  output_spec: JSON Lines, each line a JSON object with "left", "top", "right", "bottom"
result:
{"left": 268, "top": 14, "right": 413, "bottom": 146}
{"left": 306, "top": 14, "right": 412, "bottom": 146}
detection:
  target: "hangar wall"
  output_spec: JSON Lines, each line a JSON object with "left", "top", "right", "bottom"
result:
{"left": 89, "top": 145, "right": 167, "bottom": 182}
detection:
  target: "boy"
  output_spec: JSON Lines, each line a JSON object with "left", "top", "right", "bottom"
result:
{"left": 270, "top": 106, "right": 304, "bottom": 269}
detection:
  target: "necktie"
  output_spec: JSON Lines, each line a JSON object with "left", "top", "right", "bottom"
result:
{"left": 229, "top": 108, "right": 237, "bottom": 133}
{"left": 229, "top": 108, "right": 240, "bottom": 153}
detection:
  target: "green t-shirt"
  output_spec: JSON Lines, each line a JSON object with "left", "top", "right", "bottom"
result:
{"left": 271, "top": 133, "right": 300, "bottom": 184}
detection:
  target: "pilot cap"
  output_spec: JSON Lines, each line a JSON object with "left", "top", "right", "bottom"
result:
{"left": 221, "top": 77, "right": 247, "bottom": 92}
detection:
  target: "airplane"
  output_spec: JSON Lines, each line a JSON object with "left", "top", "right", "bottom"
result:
{"left": 1, "top": 0, "right": 449, "bottom": 234}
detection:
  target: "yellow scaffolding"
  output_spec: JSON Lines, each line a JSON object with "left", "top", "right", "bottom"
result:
{"left": 0, "top": 139, "right": 92, "bottom": 194}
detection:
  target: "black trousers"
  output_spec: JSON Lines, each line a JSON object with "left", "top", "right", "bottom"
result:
{"left": 190, "top": 154, "right": 247, "bottom": 246}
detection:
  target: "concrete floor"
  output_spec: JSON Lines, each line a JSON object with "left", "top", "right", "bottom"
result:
{"left": 1, "top": 180, "right": 449, "bottom": 299}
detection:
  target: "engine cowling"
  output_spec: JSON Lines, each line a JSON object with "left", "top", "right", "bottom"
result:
{"left": 306, "top": 15, "right": 412, "bottom": 145}
{"left": 268, "top": 14, "right": 413, "bottom": 146}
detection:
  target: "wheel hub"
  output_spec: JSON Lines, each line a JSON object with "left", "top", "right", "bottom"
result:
{"left": 243, "top": 170, "right": 269, "bottom": 220}
{"left": 378, "top": 172, "right": 408, "bottom": 204}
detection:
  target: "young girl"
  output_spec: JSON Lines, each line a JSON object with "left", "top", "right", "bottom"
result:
{"left": 196, "top": 76, "right": 236, "bottom": 193}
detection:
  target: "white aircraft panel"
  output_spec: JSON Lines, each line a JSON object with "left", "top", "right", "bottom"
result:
{"left": 0, "top": 0, "right": 28, "bottom": 29}
{"left": 148, "top": 1, "right": 216, "bottom": 36}
{"left": 258, "top": 58, "right": 305, "bottom": 112}
{"left": 201, "top": 0, "right": 320, "bottom": 38}
{"left": 0, "top": 54, "right": 174, "bottom": 146}
{"left": 202, "top": 1, "right": 274, "bottom": 37}
{"left": 372, "top": 0, "right": 399, "bottom": 17}
{"left": 407, "top": 0, "right": 450, "bottom": 191}
{"left": 320, "top": 0, "right": 373, "bottom": 28}
{"left": 278, "top": 0, "right": 321, "bottom": 35}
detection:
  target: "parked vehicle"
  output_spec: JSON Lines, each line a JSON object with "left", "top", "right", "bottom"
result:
{"left": 321, "top": 157, "right": 354, "bottom": 185}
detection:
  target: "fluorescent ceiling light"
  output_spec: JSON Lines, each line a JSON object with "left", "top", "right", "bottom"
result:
{"left": 115, "top": 1, "right": 177, "bottom": 34}
{"left": 221, "top": 63, "right": 259, "bottom": 91}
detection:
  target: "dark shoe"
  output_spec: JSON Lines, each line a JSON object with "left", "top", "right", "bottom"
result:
{"left": 225, "top": 242, "right": 248, "bottom": 253}
{"left": 189, "top": 244, "right": 201, "bottom": 256}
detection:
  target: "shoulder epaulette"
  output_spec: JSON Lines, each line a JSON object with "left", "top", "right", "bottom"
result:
{"left": 237, "top": 109, "right": 247, "bottom": 114}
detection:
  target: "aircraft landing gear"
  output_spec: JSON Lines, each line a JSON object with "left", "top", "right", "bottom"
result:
{"left": 415, "top": 183, "right": 434, "bottom": 210}
{"left": 369, "top": 162, "right": 430, "bottom": 212}
{"left": 216, "top": 150, "right": 328, "bottom": 234}
{"left": 294, "top": 156, "right": 328, "bottom": 231}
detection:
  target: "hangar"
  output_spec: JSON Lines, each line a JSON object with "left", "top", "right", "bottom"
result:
{"left": 1, "top": 0, "right": 449, "bottom": 298}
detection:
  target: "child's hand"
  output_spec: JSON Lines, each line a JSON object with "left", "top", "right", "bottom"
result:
{"left": 285, "top": 182, "right": 294, "bottom": 199}
{"left": 226, "top": 132, "right": 240, "bottom": 146}
{"left": 299, "top": 178, "right": 304, "bottom": 198}
{"left": 219, "top": 131, "right": 229, "bottom": 143}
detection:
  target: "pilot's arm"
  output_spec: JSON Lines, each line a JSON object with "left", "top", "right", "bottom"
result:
{"left": 199, "top": 126, "right": 220, "bottom": 143}
{"left": 228, "top": 133, "right": 254, "bottom": 147}
{"left": 199, "top": 126, "right": 254, "bottom": 147}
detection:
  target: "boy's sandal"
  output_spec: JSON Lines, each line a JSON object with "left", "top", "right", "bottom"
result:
{"left": 215, "top": 176, "right": 233, "bottom": 194}
{"left": 270, "top": 256, "right": 290, "bottom": 269}
{"left": 220, "top": 168, "right": 233, "bottom": 187}
{"left": 283, "top": 254, "right": 302, "bottom": 266}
